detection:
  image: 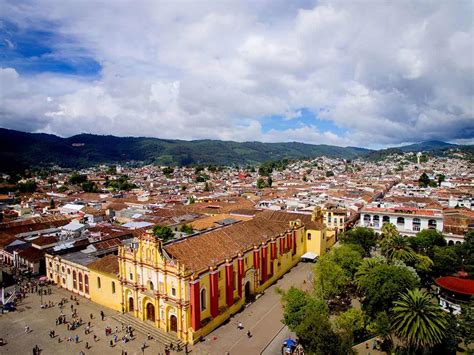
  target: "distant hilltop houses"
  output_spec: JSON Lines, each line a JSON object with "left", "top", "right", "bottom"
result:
{"left": 0, "top": 149, "right": 472, "bottom": 344}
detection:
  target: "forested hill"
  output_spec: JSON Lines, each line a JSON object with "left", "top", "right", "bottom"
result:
{"left": 0, "top": 128, "right": 470, "bottom": 172}
{"left": 0, "top": 128, "right": 370, "bottom": 171}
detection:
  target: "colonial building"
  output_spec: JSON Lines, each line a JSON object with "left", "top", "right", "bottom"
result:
{"left": 45, "top": 209, "right": 329, "bottom": 344}
{"left": 117, "top": 209, "right": 327, "bottom": 344}
{"left": 359, "top": 206, "right": 444, "bottom": 236}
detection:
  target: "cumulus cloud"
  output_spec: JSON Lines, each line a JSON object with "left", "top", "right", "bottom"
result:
{"left": 0, "top": 0, "right": 472, "bottom": 147}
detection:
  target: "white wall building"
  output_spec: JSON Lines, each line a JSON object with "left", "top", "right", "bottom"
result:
{"left": 359, "top": 207, "right": 444, "bottom": 236}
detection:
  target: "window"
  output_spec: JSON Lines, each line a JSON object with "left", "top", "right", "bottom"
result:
{"left": 129, "top": 273, "right": 133, "bottom": 281}
{"left": 413, "top": 218, "right": 421, "bottom": 231}
{"left": 67, "top": 268, "right": 71, "bottom": 275}
{"left": 97, "top": 277, "right": 101, "bottom": 289}
{"left": 79, "top": 273, "right": 83, "bottom": 292}
{"left": 382, "top": 216, "right": 390, "bottom": 224}
{"left": 61, "top": 266, "right": 65, "bottom": 272}
{"left": 396, "top": 217, "right": 405, "bottom": 226}
{"left": 62, "top": 278, "right": 66, "bottom": 284}
{"left": 200, "top": 288, "right": 207, "bottom": 311}
{"left": 49, "top": 261, "right": 52, "bottom": 268}
{"left": 148, "top": 281, "right": 154, "bottom": 291}
{"left": 307, "top": 233, "right": 312, "bottom": 240}
{"left": 428, "top": 219, "right": 437, "bottom": 229}
{"left": 111, "top": 281, "right": 116, "bottom": 294}
{"left": 72, "top": 271, "right": 77, "bottom": 289}
{"left": 49, "top": 273, "right": 53, "bottom": 279}
{"left": 171, "top": 287, "right": 176, "bottom": 297}
{"left": 84, "top": 275, "right": 89, "bottom": 294}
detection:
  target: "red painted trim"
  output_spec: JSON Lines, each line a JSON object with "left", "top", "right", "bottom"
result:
{"left": 225, "top": 264, "right": 234, "bottom": 307}
{"left": 210, "top": 272, "right": 219, "bottom": 318}
{"left": 190, "top": 280, "right": 201, "bottom": 331}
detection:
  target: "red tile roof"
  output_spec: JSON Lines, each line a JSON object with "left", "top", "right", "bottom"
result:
{"left": 435, "top": 276, "right": 474, "bottom": 295}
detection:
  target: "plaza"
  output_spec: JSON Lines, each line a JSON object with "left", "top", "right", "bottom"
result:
{"left": 0, "top": 262, "right": 313, "bottom": 354}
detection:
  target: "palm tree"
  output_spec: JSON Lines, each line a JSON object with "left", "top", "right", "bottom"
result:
{"left": 381, "top": 235, "right": 417, "bottom": 263}
{"left": 391, "top": 289, "right": 447, "bottom": 350}
{"left": 354, "top": 256, "right": 385, "bottom": 288}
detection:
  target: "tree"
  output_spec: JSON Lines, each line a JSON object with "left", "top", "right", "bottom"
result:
{"left": 57, "top": 185, "right": 68, "bottom": 193}
{"left": 256, "top": 177, "right": 266, "bottom": 189}
{"left": 314, "top": 254, "right": 350, "bottom": 300}
{"left": 203, "top": 182, "right": 210, "bottom": 192}
{"left": 285, "top": 296, "right": 347, "bottom": 355}
{"left": 458, "top": 299, "right": 474, "bottom": 349}
{"left": 391, "top": 289, "right": 447, "bottom": 350}
{"left": 340, "top": 227, "right": 377, "bottom": 257}
{"left": 281, "top": 287, "right": 312, "bottom": 330}
{"left": 354, "top": 256, "right": 386, "bottom": 288}
{"left": 267, "top": 176, "right": 273, "bottom": 187}
{"left": 335, "top": 308, "right": 366, "bottom": 347}
{"left": 431, "top": 246, "right": 461, "bottom": 276}
{"left": 180, "top": 224, "right": 194, "bottom": 234}
{"left": 17, "top": 179, "right": 37, "bottom": 193}
{"left": 162, "top": 166, "right": 174, "bottom": 176}
{"left": 81, "top": 181, "right": 98, "bottom": 193}
{"left": 367, "top": 311, "right": 391, "bottom": 341}
{"left": 69, "top": 173, "right": 87, "bottom": 185}
{"left": 326, "top": 244, "right": 364, "bottom": 278}
{"left": 381, "top": 235, "right": 417, "bottom": 264}
{"left": 436, "top": 174, "right": 445, "bottom": 186}
{"left": 356, "top": 263, "right": 419, "bottom": 316}
{"left": 49, "top": 198, "right": 55, "bottom": 209}
{"left": 409, "top": 229, "right": 446, "bottom": 255}
{"left": 326, "top": 170, "right": 334, "bottom": 177}
{"left": 418, "top": 172, "right": 431, "bottom": 187}
{"left": 152, "top": 225, "right": 174, "bottom": 242}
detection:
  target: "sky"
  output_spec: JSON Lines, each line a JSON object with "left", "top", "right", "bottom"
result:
{"left": 0, "top": 0, "right": 473, "bottom": 149}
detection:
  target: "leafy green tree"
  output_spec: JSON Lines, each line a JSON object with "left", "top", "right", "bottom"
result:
{"left": 180, "top": 224, "right": 194, "bottom": 234}
{"left": 267, "top": 176, "right": 272, "bottom": 187}
{"left": 367, "top": 311, "right": 391, "bottom": 341}
{"left": 340, "top": 227, "right": 377, "bottom": 256}
{"left": 418, "top": 172, "right": 431, "bottom": 187}
{"left": 335, "top": 308, "right": 366, "bottom": 347}
{"left": 17, "top": 179, "right": 37, "bottom": 193}
{"left": 152, "top": 225, "right": 174, "bottom": 242}
{"left": 458, "top": 299, "right": 474, "bottom": 349}
{"left": 281, "top": 287, "right": 312, "bottom": 330}
{"left": 49, "top": 198, "right": 55, "bottom": 209}
{"left": 187, "top": 196, "right": 195, "bottom": 204}
{"left": 326, "top": 170, "right": 334, "bottom": 177}
{"left": 69, "top": 173, "right": 87, "bottom": 185}
{"left": 409, "top": 229, "right": 446, "bottom": 255}
{"left": 431, "top": 246, "right": 461, "bottom": 276}
{"left": 256, "top": 177, "right": 266, "bottom": 189}
{"left": 327, "top": 244, "right": 364, "bottom": 278}
{"left": 81, "top": 181, "right": 98, "bottom": 192}
{"left": 357, "top": 263, "right": 419, "bottom": 316}
{"left": 203, "top": 182, "right": 210, "bottom": 192}
{"left": 354, "top": 256, "right": 386, "bottom": 288}
{"left": 283, "top": 295, "right": 346, "bottom": 355}
{"left": 437, "top": 174, "right": 445, "bottom": 186}
{"left": 391, "top": 289, "right": 447, "bottom": 350}
{"left": 162, "top": 166, "right": 174, "bottom": 176}
{"left": 314, "top": 254, "right": 350, "bottom": 300}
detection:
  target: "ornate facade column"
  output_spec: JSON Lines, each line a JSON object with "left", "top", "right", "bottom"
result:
{"left": 253, "top": 246, "right": 260, "bottom": 284}
{"left": 292, "top": 230, "right": 297, "bottom": 254}
{"left": 225, "top": 260, "right": 234, "bottom": 307}
{"left": 237, "top": 256, "right": 244, "bottom": 299}
{"left": 261, "top": 244, "right": 268, "bottom": 283}
{"left": 189, "top": 278, "right": 201, "bottom": 331}
{"left": 209, "top": 269, "right": 219, "bottom": 318}
{"left": 279, "top": 235, "right": 284, "bottom": 256}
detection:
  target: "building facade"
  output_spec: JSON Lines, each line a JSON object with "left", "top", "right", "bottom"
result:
{"left": 360, "top": 207, "right": 444, "bottom": 236}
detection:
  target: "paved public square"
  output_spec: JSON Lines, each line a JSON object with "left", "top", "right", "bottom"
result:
{"left": 0, "top": 262, "right": 313, "bottom": 355}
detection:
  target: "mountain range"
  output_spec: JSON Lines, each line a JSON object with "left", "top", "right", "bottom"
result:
{"left": 0, "top": 128, "right": 470, "bottom": 172}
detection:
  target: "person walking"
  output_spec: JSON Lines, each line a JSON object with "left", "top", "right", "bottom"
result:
{"left": 100, "top": 310, "right": 105, "bottom": 321}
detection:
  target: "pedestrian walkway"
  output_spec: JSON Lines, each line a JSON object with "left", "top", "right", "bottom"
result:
{"left": 193, "top": 262, "right": 313, "bottom": 354}
{"left": 112, "top": 312, "right": 184, "bottom": 348}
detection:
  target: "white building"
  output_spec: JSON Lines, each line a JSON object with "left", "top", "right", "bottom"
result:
{"left": 359, "top": 207, "right": 443, "bottom": 236}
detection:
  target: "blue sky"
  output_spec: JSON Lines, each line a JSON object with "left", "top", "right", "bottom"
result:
{"left": 0, "top": 0, "right": 472, "bottom": 147}
{"left": 1, "top": 20, "right": 101, "bottom": 76}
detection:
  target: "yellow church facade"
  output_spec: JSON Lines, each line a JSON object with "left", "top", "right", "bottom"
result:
{"left": 46, "top": 209, "right": 330, "bottom": 344}
{"left": 115, "top": 209, "right": 328, "bottom": 344}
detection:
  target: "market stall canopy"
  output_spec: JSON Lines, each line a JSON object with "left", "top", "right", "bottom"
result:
{"left": 435, "top": 276, "right": 474, "bottom": 295}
